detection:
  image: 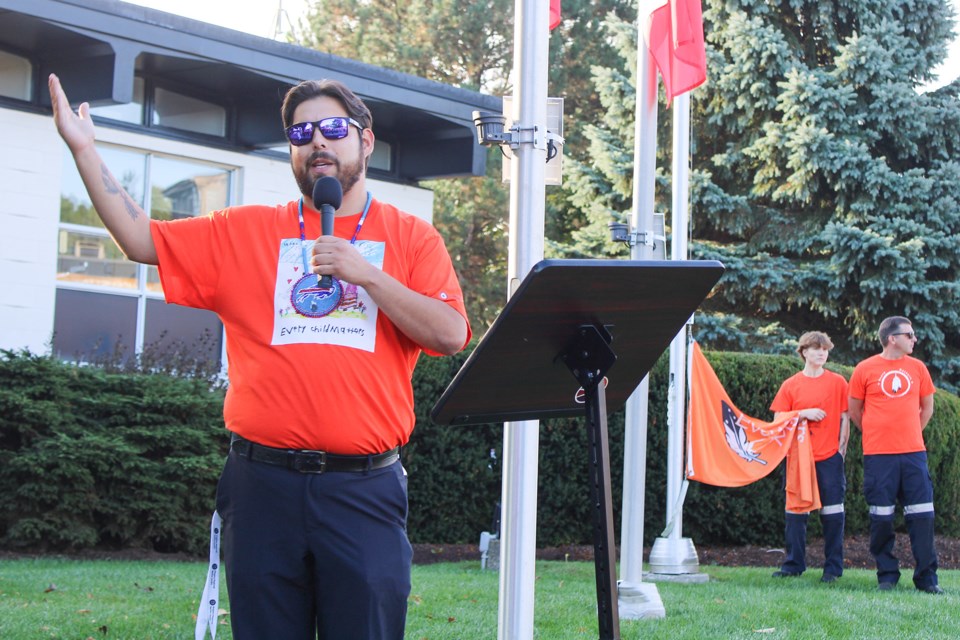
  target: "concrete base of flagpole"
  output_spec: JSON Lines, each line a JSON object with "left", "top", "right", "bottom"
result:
{"left": 644, "top": 536, "right": 709, "bottom": 583}
{"left": 617, "top": 581, "right": 666, "bottom": 619}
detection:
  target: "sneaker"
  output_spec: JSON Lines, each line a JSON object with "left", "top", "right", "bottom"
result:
{"left": 772, "top": 570, "right": 801, "bottom": 578}
{"left": 878, "top": 582, "right": 896, "bottom": 591}
{"left": 920, "top": 584, "right": 944, "bottom": 595}
{"left": 820, "top": 574, "right": 839, "bottom": 583}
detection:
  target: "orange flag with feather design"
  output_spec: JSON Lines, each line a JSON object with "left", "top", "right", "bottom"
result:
{"left": 686, "top": 342, "right": 820, "bottom": 512}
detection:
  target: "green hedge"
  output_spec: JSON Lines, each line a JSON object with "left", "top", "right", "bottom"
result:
{"left": 0, "top": 350, "right": 227, "bottom": 554}
{"left": 1, "top": 347, "right": 958, "bottom": 555}
{"left": 407, "top": 348, "right": 960, "bottom": 548}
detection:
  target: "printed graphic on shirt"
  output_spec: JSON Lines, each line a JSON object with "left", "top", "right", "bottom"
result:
{"left": 272, "top": 238, "right": 384, "bottom": 351}
{"left": 879, "top": 369, "right": 913, "bottom": 398}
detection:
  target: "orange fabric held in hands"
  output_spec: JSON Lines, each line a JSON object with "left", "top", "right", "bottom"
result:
{"left": 686, "top": 342, "right": 820, "bottom": 512}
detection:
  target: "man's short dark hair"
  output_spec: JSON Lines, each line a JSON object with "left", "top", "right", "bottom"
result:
{"left": 281, "top": 79, "right": 373, "bottom": 132}
{"left": 878, "top": 316, "right": 911, "bottom": 347}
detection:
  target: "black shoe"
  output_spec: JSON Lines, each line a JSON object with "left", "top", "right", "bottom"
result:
{"left": 772, "top": 570, "right": 800, "bottom": 578}
{"left": 920, "top": 584, "right": 944, "bottom": 595}
{"left": 820, "top": 574, "right": 839, "bottom": 583}
{"left": 878, "top": 582, "right": 896, "bottom": 591}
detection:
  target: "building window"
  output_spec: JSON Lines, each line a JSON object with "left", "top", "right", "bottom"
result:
{"left": 89, "top": 76, "right": 145, "bottom": 124}
{"left": 55, "top": 142, "right": 232, "bottom": 371}
{"left": 89, "top": 78, "right": 226, "bottom": 138}
{"left": 369, "top": 140, "right": 393, "bottom": 172}
{"left": 153, "top": 87, "right": 227, "bottom": 137}
{"left": 0, "top": 49, "right": 32, "bottom": 101}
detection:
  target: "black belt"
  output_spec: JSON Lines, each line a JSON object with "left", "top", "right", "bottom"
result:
{"left": 230, "top": 435, "right": 400, "bottom": 474}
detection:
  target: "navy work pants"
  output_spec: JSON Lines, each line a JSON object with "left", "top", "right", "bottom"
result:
{"left": 863, "top": 452, "right": 939, "bottom": 590}
{"left": 216, "top": 449, "right": 412, "bottom": 639}
{"left": 780, "top": 452, "right": 846, "bottom": 577}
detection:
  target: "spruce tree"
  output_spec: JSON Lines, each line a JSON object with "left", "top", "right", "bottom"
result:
{"left": 561, "top": 1, "right": 960, "bottom": 390}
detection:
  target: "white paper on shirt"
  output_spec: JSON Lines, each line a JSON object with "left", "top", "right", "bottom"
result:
{"left": 272, "top": 238, "right": 383, "bottom": 351}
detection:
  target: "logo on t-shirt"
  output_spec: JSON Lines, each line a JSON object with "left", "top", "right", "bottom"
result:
{"left": 878, "top": 369, "right": 913, "bottom": 398}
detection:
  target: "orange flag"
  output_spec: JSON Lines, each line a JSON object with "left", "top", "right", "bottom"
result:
{"left": 686, "top": 342, "right": 820, "bottom": 512}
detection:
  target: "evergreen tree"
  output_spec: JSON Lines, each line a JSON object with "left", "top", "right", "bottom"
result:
{"left": 561, "top": 1, "right": 960, "bottom": 390}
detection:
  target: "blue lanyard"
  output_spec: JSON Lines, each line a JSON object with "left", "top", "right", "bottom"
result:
{"left": 297, "top": 191, "right": 372, "bottom": 272}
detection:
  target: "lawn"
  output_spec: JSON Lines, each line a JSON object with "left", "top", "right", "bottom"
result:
{"left": 0, "top": 557, "right": 954, "bottom": 639}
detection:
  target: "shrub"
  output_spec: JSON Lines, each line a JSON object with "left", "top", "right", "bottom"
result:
{"left": 407, "top": 347, "right": 960, "bottom": 548}
{"left": 0, "top": 350, "right": 226, "bottom": 554}
{"left": 1, "top": 345, "right": 957, "bottom": 554}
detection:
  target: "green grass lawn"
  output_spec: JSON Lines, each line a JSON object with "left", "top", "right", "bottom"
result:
{"left": 0, "top": 558, "right": 955, "bottom": 639}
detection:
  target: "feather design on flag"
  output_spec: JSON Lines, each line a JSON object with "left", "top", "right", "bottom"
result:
{"left": 721, "top": 401, "right": 766, "bottom": 465}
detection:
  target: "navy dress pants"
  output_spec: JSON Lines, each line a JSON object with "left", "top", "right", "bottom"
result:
{"left": 863, "top": 452, "right": 939, "bottom": 590}
{"left": 781, "top": 452, "right": 846, "bottom": 577}
{"left": 216, "top": 449, "right": 412, "bottom": 640}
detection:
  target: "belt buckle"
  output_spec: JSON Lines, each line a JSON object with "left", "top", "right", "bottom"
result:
{"left": 291, "top": 450, "right": 327, "bottom": 474}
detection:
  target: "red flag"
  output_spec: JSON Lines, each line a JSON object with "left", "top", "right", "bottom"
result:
{"left": 642, "top": 0, "right": 707, "bottom": 105}
{"left": 550, "top": 0, "right": 561, "bottom": 30}
{"left": 686, "top": 343, "right": 820, "bottom": 511}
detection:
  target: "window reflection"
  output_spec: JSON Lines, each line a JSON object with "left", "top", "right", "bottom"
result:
{"left": 150, "top": 156, "right": 230, "bottom": 221}
{"left": 56, "top": 142, "right": 230, "bottom": 369}
{"left": 52, "top": 289, "right": 137, "bottom": 363}
{"left": 59, "top": 145, "right": 145, "bottom": 287}
{"left": 153, "top": 87, "right": 226, "bottom": 136}
{"left": 57, "top": 229, "right": 138, "bottom": 289}
{"left": 0, "top": 50, "right": 31, "bottom": 100}
{"left": 60, "top": 145, "right": 145, "bottom": 230}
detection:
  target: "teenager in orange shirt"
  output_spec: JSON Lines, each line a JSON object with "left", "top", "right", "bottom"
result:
{"left": 49, "top": 74, "right": 471, "bottom": 637}
{"left": 769, "top": 332, "right": 849, "bottom": 582}
{"left": 849, "top": 316, "right": 942, "bottom": 594}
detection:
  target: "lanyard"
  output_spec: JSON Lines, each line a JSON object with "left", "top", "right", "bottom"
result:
{"left": 195, "top": 511, "right": 222, "bottom": 640}
{"left": 298, "top": 191, "right": 372, "bottom": 272}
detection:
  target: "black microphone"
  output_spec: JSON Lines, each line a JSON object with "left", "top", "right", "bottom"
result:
{"left": 312, "top": 176, "right": 342, "bottom": 288}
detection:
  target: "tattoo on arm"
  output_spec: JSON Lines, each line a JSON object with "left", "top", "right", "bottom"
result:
{"left": 100, "top": 163, "right": 140, "bottom": 222}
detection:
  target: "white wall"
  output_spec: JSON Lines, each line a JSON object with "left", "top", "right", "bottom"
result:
{"left": 0, "top": 108, "right": 434, "bottom": 355}
{"left": 0, "top": 109, "right": 61, "bottom": 354}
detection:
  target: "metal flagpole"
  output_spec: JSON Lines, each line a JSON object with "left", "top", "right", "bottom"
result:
{"left": 647, "top": 92, "right": 704, "bottom": 579}
{"left": 497, "top": 0, "right": 548, "bottom": 637}
{"left": 617, "top": 14, "right": 665, "bottom": 619}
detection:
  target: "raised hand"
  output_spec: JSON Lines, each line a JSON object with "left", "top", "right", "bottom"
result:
{"left": 48, "top": 73, "right": 96, "bottom": 156}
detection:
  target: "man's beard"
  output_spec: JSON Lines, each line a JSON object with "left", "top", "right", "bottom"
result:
{"left": 294, "top": 150, "right": 364, "bottom": 205}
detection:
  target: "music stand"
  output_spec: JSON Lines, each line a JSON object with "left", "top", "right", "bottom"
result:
{"left": 432, "top": 258, "right": 724, "bottom": 640}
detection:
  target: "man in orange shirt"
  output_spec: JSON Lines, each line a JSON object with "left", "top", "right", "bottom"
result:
{"left": 769, "top": 332, "right": 849, "bottom": 583}
{"left": 49, "top": 73, "right": 471, "bottom": 637}
{"left": 848, "top": 316, "right": 942, "bottom": 594}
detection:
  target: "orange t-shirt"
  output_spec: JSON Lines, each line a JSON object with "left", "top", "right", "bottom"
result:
{"left": 848, "top": 354, "right": 935, "bottom": 455}
{"left": 151, "top": 198, "right": 470, "bottom": 454}
{"left": 770, "top": 370, "right": 848, "bottom": 462}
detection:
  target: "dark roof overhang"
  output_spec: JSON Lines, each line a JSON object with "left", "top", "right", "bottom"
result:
{"left": 0, "top": 0, "right": 501, "bottom": 180}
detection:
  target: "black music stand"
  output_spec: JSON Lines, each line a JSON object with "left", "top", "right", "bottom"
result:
{"left": 432, "top": 258, "right": 724, "bottom": 640}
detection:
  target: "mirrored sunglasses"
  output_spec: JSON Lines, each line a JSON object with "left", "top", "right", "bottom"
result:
{"left": 285, "top": 117, "right": 363, "bottom": 146}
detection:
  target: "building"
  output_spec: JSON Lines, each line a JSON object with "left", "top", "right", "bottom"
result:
{"left": 0, "top": 0, "right": 498, "bottom": 368}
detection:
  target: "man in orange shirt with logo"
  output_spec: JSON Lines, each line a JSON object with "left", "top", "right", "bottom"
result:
{"left": 848, "top": 316, "right": 942, "bottom": 594}
{"left": 769, "top": 331, "right": 849, "bottom": 583}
